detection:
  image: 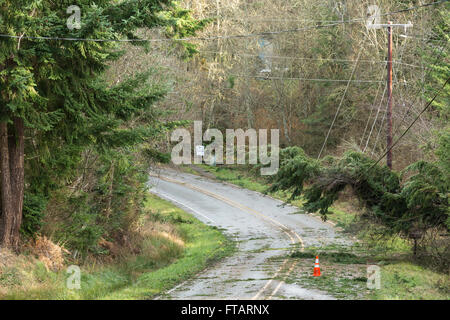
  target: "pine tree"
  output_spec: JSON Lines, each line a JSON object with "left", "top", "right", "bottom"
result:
{"left": 0, "top": 0, "right": 205, "bottom": 249}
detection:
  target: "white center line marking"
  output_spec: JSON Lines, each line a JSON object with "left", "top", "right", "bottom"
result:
{"left": 153, "top": 175, "right": 307, "bottom": 300}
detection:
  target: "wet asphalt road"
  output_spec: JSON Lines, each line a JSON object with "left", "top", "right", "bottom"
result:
{"left": 148, "top": 168, "right": 350, "bottom": 300}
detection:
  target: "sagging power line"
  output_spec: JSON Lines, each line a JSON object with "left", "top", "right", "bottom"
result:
{"left": 368, "top": 77, "right": 450, "bottom": 170}
{"left": 200, "top": 51, "right": 422, "bottom": 68}
{"left": 231, "top": 74, "right": 385, "bottom": 83}
{"left": 317, "top": 48, "right": 364, "bottom": 159}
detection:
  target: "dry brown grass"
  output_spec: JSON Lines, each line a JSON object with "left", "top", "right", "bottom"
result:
{"left": 0, "top": 247, "right": 48, "bottom": 297}
{"left": 0, "top": 248, "right": 20, "bottom": 270}
{"left": 140, "top": 220, "right": 185, "bottom": 247}
{"left": 25, "top": 235, "right": 70, "bottom": 272}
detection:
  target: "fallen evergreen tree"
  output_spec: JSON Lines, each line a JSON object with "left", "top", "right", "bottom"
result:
{"left": 269, "top": 146, "right": 449, "bottom": 238}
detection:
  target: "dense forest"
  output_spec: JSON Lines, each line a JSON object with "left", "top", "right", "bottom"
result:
{"left": 0, "top": 0, "right": 448, "bottom": 284}
{"left": 113, "top": 0, "right": 449, "bottom": 254}
{"left": 147, "top": 0, "right": 449, "bottom": 244}
{"left": 0, "top": 0, "right": 206, "bottom": 253}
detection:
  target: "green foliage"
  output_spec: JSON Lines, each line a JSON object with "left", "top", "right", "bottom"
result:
{"left": 422, "top": 5, "right": 450, "bottom": 120}
{"left": 270, "top": 147, "right": 449, "bottom": 234}
{"left": 21, "top": 193, "right": 47, "bottom": 238}
{"left": 143, "top": 148, "right": 171, "bottom": 164}
{"left": 0, "top": 0, "right": 207, "bottom": 252}
{"left": 279, "top": 146, "right": 306, "bottom": 165}
{"left": 0, "top": 194, "right": 235, "bottom": 300}
{"left": 62, "top": 201, "right": 105, "bottom": 254}
{"left": 401, "top": 161, "right": 449, "bottom": 231}
{"left": 268, "top": 147, "right": 321, "bottom": 199}
{"left": 297, "top": 6, "right": 354, "bottom": 155}
{"left": 435, "top": 127, "right": 450, "bottom": 176}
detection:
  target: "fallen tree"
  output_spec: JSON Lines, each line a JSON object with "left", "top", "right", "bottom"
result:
{"left": 269, "top": 147, "right": 449, "bottom": 238}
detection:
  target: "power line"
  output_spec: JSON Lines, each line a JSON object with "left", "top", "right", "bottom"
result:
{"left": 370, "top": 80, "right": 419, "bottom": 156}
{"left": 371, "top": 24, "right": 412, "bottom": 157}
{"left": 200, "top": 51, "right": 423, "bottom": 68}
{"left": 231, "top": 74, "right": 384, "bottom": 83}
{"left": 0, "top": 1, "right": 447, "bottom": 43}
{"left": 364, "top": 39, "right": 448, "bottom": 157}
{"left": 364, "top": 84, "right": 387, "bottom": 153}
{"left": 373, "top": 40, "right": 447, "bottom": 160}
{"left": 400, "top": 34, "right": 450, "bottom": 42}
{"left": 391, "top": 41, "right": 449, "bottom": 139}
{"left": 362, "top": 22, "right": 411, "bottom": 154}
{"left": 317, "top": 48, "right": 363, "bottom": 159}
{"left": 360, "top": 77, "right": 385, "bottom": 150}
{"left": 370, "top": 101, "right": 388, "bottom": 156}
{"left": 0, "top": 21, "right": 343, "bottom": 42}
{"left": 214, "top": 17, "right": 350, "bottom": 24}
{"left": 368, "top": 76, "right": 449, "bottom": 169}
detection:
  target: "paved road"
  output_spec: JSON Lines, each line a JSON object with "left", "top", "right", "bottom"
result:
{"left": 149, "top": 168, "right": 350, "bottom": 300}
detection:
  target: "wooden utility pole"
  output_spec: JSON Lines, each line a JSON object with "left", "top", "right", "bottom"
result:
{"left": 374, "top": 21, "right": 412, "bottom": 169}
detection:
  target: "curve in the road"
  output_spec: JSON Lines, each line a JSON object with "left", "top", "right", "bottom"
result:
{"left": 154, "top": 174, "right": 304, "bottom": 300}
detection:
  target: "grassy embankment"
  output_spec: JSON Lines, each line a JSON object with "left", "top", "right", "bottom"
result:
{"left": 187, "top": 164, "right": 449, "bottom": 300}
{"left": 0, "top": 194, "right": 234, "bottom": 300}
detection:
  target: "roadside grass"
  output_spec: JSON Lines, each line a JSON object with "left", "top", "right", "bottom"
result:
{"left": 367, "top": 262, "right": 450, "bottom": 300}
{"left": 103, "top": 195, "right": 235, "bottom": 299}
{"left": 326, "top": 205, "right": 358, "bottom": 228}
{"left": 288, "top": 268, "right": 368, "bottom": 300}
{"left": 285, "top": 242, "right": 449, "bottom": 300}
{"left": 196, "top": 164, "right": 304, "bottom": 207}
{"left": 179, "top": 165, "right": 199, "bottom": 176}
{"left": 0, "top": 194, "right": 234, "bottom": 300}
{"left": 189, "top": 164, "right": 450, "bottom": 300}
{"left": 198, "top": 164, "right": 267, "bottom": 193}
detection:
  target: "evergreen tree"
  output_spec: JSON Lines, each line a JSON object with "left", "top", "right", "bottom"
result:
{"left": 0, "top": 0, "right": 205, "bottom": 249}
{"left": 270, "top": 147, "right": 449, "bottom": 236}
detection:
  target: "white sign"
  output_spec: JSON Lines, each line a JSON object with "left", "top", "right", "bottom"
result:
{"left": 195, "top": 145, "right": 205, "bottom": 157}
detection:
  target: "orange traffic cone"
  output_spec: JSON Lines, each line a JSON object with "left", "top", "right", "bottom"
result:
{"left": 313, "top": 256, "right": 321, "bottom": 277}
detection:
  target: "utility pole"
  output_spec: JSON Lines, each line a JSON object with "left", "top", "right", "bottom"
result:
{"left": 373, "top": 21, "right": 413, "bottom": 169}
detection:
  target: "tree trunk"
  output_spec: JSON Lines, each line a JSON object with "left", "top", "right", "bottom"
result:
{"left": 0, "top": 121, "right": 14, "bottom": 248}
{"left": 9, "top": 118, "right": 24, "bottom": 249}
{"left": 0, "top": 118, "right": 24, "bottom": 250}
